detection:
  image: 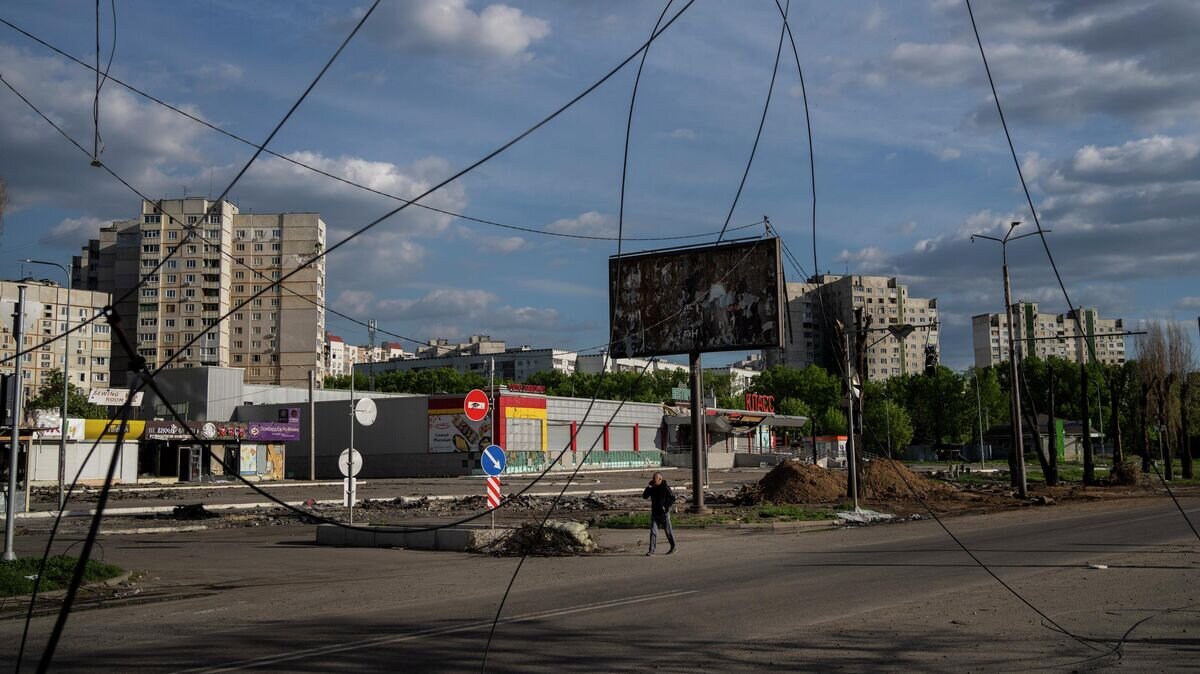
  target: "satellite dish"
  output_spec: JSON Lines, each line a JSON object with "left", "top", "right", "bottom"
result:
{"left": 354, "top": 397, "right": 377, "bottom": 427}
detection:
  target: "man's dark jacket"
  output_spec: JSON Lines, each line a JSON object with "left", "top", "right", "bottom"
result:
{"left": 643, "top": 481, "right": 676, "bottom": 516}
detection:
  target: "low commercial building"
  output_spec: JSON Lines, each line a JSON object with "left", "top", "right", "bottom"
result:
{"left": 357, "top": 346, "right": 577, "bottom": 383}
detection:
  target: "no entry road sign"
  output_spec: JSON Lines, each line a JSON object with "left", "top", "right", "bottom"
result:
{"left": 482, "top": 444, "right": 506, "bottom": 476}
{"left": 464, "top": 388, "right": 490, "bottom": 422}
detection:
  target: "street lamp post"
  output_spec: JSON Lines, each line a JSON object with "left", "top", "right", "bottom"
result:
{"left": 971, "top": 222, "right": 1047, "bottom": 498}
{"left": 23, "top": 259, "right": 72, "bottom": 511}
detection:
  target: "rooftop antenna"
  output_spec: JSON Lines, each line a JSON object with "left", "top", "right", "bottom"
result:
{"left": 208, "top": 167, "right": 214, "bottom": 199}
{"left": 181, "top": 185, "right": 188, "bottom": 198}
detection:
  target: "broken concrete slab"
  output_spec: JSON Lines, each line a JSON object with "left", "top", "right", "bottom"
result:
{"left": 315, "top": 523, "right": 508, "bottom": 552}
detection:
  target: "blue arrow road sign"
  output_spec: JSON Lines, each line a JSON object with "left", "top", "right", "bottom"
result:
{"left": 482, "top": 444, "right": 506, "bottom": 476}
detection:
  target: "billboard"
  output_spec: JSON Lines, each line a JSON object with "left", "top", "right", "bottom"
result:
{"left": 608, "top": 237, "right": 784, "bottom": 358}
{"left": 427, "top": 395, "right": 492, "bottom": 453}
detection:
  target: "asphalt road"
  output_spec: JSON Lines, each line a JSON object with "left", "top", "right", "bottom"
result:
{"left": 3, "top": 496, "right": 1199, "bottom": 672}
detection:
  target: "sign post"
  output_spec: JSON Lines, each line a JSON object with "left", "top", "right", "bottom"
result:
{"left": 339, "top": 448, "right": 363, "bottom": 524}
{"left": 482, "top": 444, "right": 506, "bottom": 529}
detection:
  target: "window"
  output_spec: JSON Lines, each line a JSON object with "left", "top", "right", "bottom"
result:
{"left": 142, "top": 244, "right": 160, "bottom": 253}
{"left": 235, "top": 285, "right": 245, "bottom": 293}
{"left": 234, "top": 271, "right": 245, "bottom": 279}
{"left": 168, "top": 230, "right": 179, "bottom": 240}
{"left": 142, "top": 229, "right": 160, "bottom": 238}
{"left": 206, "top": 229, "right": 220, "bottom": 238}
{"left": 187, "top": 215, "right": 199, "bottom": 225}
{"left": 185, "top": 304, "right": 196, "bottom": 313}
{"left": 186, "top": 259, "right": 197, "bottom": 268}
{"left": 272, "top": 257, "right": 282, "bottom": 265}
{"left": 253, "top": 243, "right": 264, "bottom": 252}
{"left": 208, "top": 213, "right": 222, "bottom": 224}
{"left": 184, "top": 289, "right": 197, "bottom": 298}
{"left": 94, "top": 373, "right": 106, "bottom": 382}
{"left": 185, "top": 319, "right": 196, "bottom": 328}
{"left": 237, "top": 230, "right": 247, "bottom": 239}
{"left": 167, "top": 260, "right": 178, "bottom": 269}
{"left": 236, "top": 244, "right": 246, "bottom": 252}
{"left": 165, "top": 319, "right": 176, "bottom": 327}
{"left": 144, "top": 214, "right": 161, "bottom": 224}
{"left": 271, "top": 243, "right": 281, "bottom": 251}
{"left": 164, "top": 289, "right": 177, "bottom": 299}
{"left": 141, "top": 288, "right": 157, "bottom": 298}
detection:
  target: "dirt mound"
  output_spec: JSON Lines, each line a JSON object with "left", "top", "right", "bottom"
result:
{"left": 755, "top": 460, "right": 845, "bottom": 504}
{"left": 862, "top": 459, "right": 959, "bottom": 500}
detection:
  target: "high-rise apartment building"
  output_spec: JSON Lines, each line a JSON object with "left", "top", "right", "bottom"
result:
{"left": 74, "top": 198, "right": 326, "bottom": 387}
{"left": 767, "top": 274, "right": 940, "bottom": 382}
{"left": 972, "top": 302, "right": 1126, "bottom": 368}
{"left": 0, "top": 279, "right": 114, "bottom": 400}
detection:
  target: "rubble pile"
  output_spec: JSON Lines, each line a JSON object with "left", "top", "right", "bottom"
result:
{"left": 488, "top": 520, "right": 594, "bottom": 556}
{"left": 862, "top": 459, "right": 959, "bottom": 500}
{"left": 753, "top": 460, "right": 846, "bottom": 504}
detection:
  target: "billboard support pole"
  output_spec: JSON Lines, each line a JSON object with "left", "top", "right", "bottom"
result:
{"left": 689, "top": 351, "right": 707, "bottom": 513}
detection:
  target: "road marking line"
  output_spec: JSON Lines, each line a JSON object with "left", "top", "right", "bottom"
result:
{"left": 177, "top": 589, "right": 697, "bottom": 673}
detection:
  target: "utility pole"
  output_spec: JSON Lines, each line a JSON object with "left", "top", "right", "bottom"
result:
{"left": 308, "top": 369, "right": 316, "bottom": 481}
{"left": 688, "top": 351, "right": 706, "bottom": 513}
{"left": 844, "top": 330, "right": 859, "bottom": 510}
{"left": 971, "top": 222, "right": 1043, "bottom": 498}
{"left": 367, "top": 319, "right": 377, "bottom": 392}
{"left": 24, "top": 260, "right": 71, "bottom": 510}
{"left": 974, "top": 369, "right": 985, "bottom": 466}
{"left": 1047, "top": 366, "right": 1058, "bottom": 485}
{"left": 1076, "top": 315, "right": 1096, "bottom": 485}
{"left": 4, "top": 284, "right": 27, "bottom": 561}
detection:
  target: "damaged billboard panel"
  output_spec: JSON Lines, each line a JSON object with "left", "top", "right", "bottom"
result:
{"left": 608, "top": 237, "right": 784, "bottom": 358}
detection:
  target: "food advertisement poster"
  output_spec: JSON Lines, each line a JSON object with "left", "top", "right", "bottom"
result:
{"left": 428, "top": 397, "right": 491, "bottom": 453}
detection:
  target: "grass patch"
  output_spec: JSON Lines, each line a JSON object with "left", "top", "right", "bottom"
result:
{"left": 597, "top": 505, "right": 836, "bottom": 529}
{"left": 0, "top": 555, "right": 124, "bottom": 598}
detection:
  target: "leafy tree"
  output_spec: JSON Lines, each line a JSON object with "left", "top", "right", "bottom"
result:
{"left": 26, "top": 369, "right": 106, "bottom": 419}
{"left": 814, "top": 407, "right": 847, "bottom": 435}
{"left": 862, "top": 397, "right": 912, "bottom": 456}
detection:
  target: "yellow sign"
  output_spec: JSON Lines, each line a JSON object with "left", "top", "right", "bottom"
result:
{"left": 83, "top": 419, "right": 146, "bottom": 440}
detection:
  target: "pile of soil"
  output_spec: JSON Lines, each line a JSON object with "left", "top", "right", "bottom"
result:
{"left": 754, "top": 460, "right": 845, "bottom": 504}
{"left": 862, "top": 459, "right": 959, "bottom": 501}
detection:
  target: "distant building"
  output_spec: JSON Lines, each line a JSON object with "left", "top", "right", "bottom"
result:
{"left": 1, "top": 279, "right": 114, "bottom": 399}
{"left": 415, "top": 334, "right": 506, "bottom": 359}
{"left": 702, "top": 366, "right": 760, "bottom": 396}
{"left": 73, "top": 198, "right": 327, "bottom": 387}
{"left": 972, "top": 302, "right": 1126, "bottom": 368}
{"left": 359, "top": 346, "right": 577, "bottom": 383}
{"left": 767, "top": 274, "right": 939, "bottom": 381}
{"left": 575, "top": 353, "right": 689, "bottom": 375}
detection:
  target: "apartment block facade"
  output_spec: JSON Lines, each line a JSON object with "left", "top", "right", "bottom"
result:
{"left": 0, "top": 280, "right": 114, "bottom": 400}
{"left": 972, "top": 302, "right": 1126, "bottom": 368}
{"left": 74, "top": 198, "right": 326, "bottom": 387}
{"left": 361, "top": 346, "right": 577, "bottom": 383}
{"left": 767, "top": 274, "right": 940, "bottom": 382}
{"left": 325, "top": 333, "right": 411, "bottom": 378}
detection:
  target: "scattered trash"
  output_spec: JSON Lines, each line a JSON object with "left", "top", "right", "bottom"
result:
{"left": 1088, "top": 564, "right": 1109, "bottom": 570}
{"left": 1031, "top": 495, "right": 1056, "bottom": 506}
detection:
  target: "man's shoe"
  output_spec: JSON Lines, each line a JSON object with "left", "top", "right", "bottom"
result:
{"left": 666, "top": 547, "right": 677, "bottom": 555}
{"left": 645, "top": 551, "right": 654, "bottom": 556}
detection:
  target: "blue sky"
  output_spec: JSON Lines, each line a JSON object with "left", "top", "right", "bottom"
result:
{"left": 1, "top": 0, "right": 1198, "bottom": 369}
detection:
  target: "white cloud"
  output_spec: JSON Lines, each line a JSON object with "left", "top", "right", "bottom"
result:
{"left": 864, "top": 6, "right": 888, "bottom": 32}
{"left": 363, "top": 0, "right": 550, "bottom": 60}
{"left": 39, "top": 216, "right": 115, "bottom": 248}
{"left": 669, "top": 128, "right": 697, "bottom": 141}
{"left": 1178, "top": 297, "right": 1200, "bottom": 310}
{"left": 933, "top": 147, "right": 961, "bottom": 161}
{"left": 545, "top": 211, "right": 616, "bottom": 238}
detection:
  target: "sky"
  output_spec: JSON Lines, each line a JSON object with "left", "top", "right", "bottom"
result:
{"left": 1, "top": 0, "right": 1198, "bottom": 370}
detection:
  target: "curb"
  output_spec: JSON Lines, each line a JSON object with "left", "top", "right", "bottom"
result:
{"left": 15, "top": 487, "right": 659, "bottom": 521}
{"left": 99, "top": 525, "right": 212, "bottom": 536}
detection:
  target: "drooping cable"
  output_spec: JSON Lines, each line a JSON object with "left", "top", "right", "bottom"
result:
{"left": 479, "top": 2, "right": 676, "bottom": 669}
{"left": 963, "top": 0, "right": 1198, "bottom": 541}
{"left": 0, "top": 15, "right": 751, "bottom": 244}
{"left": 715, "top": 0, "right": 787, "bottom": 243}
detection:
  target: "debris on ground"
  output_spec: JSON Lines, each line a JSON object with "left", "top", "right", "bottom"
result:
{"left": 862, "top": 459, "right": 960, "bottom": 501}
{"left": 166, "top": 503, "right": 217, "bottom": 520}
{"left": 836, "top": 508, "right": 897, "bottom": 524}
{"left": 1109, "top": 460, "right": 1141, "bottom": 486}
{"left": 753, "top": 460, "right": 845, "bottom": 504}
{"left": 488, "top": 520, "right": 594, "bottom": 556}
{"left": 1030, "top": 495, "right": 1056, "bottom": 506}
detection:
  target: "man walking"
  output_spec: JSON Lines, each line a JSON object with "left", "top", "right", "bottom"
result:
{"left": 642, "top": 472, "right": 676, "bottom": 556}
